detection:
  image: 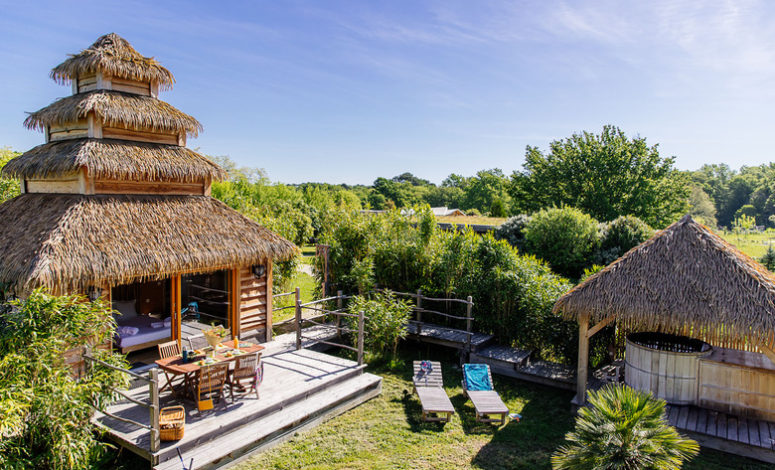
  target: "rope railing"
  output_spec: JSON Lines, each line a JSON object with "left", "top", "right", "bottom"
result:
{"left": 83, "top": 349, "right": 160, "bottom": 453}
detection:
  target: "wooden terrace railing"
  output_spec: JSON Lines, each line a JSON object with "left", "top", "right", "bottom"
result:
{"left": 83, "top": 348, "right": 161, "bottom": 456}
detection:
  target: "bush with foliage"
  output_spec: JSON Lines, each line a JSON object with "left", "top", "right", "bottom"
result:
{"left": 318, "top": 207, "right": 578, "bottom": 363}
{"left": 760, "top": 246, "right": 775, "bottom": 271}
{"left": 493, "top": 214, "right": 531, "bottom": 251}
{"left": 597, "top": 215, "right": 654, "bottom": 265}
{"left": 348, "top": 290, "right": 412, "bottom": 358}
{"left": 0, "top": 290, "right": 129, "bottom": 469}
{"left": 552, "top": 385, "right": 699, "bottom": 470}
{"left": 524, "top": 207, "right": 601, "bottom": 279}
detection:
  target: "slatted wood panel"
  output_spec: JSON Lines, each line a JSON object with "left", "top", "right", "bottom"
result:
{"left": 624, "top": 339, "right": 706, "bottom": 405}
{"left": 406, "top": 322, "right": 494, "bottom": 351}
{"left": 698, "top": 348, "right": 775, "bottom": 422}
{"left": 240, "top": 266, "right": 267, "bottom": 333}
{"left": 102, "top": 126, "right": 179, "bottom": 145}
{"left": 26, "top": 178, "right": 81, "bottom": 194}
{"left": 49, "top": 120, "right": 88, "bottom": 141}
{"left": 111, "top": 77, "right": 151, "bottom": 96}
{"left": 93, "top": 179, "right": 205, "bottom": 195}
{"left": 78, "top": 75, "right": 98, "bottom": 93}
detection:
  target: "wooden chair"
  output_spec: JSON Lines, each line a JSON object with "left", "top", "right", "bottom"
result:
{"left": 462, "top": 363, "right": 508, "bottom": 425}
{"left": 412, "top": 360, "right": 455, "bottom": 422}
{"left": 194, "top": 362, "right": 229, "bottom": 411}
{"left": 227, "top": 352, "right": 263, "bottom": 401}
{"left": 186, "top": 334, "right": 207, "bottom": 351}
{"left": 157, "top": 340, "right": 185, "bottom": 395}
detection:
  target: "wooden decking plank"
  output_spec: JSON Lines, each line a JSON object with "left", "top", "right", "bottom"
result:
{"left": 738, "top": 417, "right": 749, "bottom": 445}
{"left": 759, "top": 420, "right": 772, "bottom": 449}
{"left": 667, "top": 406, "right": 680, "bottom": 426}
{"left": 749, "top": 419, "right": 761, "bottom": 447}
{"left": 677, "top": 406, "right": 689, "bottom": 429}
{"left": 716, "top": 412, "right": 728, "bottom": 440}
{"left": 686, "top": 408, "right": 699, "bottom": 433}
{"left": 727, "top": 416, "right": 738, "bottom": 442}
{"left": 696, "top": 407, "right": 708, "bottom": 434}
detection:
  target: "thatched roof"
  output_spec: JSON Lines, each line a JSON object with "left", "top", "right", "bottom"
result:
{"left": 51, "top": 33, "right": 175, "bottom": 90}
{"left": 25, "top": 90, "right": 201, "bottom": 137}
{"left": 554, "top": 215, "right": 775, "bottom": 343}
{"left": 3, "top": 138, "right": 227, "bottom": 183}
{"left": 0, "top": 193, "right": 297, "bottom": 294}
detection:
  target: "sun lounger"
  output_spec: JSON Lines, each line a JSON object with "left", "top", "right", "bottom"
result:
{"left": 413, "top": 360, "right": 455, "bottom": 422}
{"left": 462, "top": 363, "right": 508, "bottom": 425}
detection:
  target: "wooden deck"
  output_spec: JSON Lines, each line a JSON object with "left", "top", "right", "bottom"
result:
{"left": 406, "top": 322, "right": 494, "bottom": 352}
{"left": 94, "top": 348, "right": 381, "bottom": 469}
{"left": 666, "top": 404, "right": 775, "bottom": 464}
{"left": 470, "top": 345, "right": 576, "bottom": 390}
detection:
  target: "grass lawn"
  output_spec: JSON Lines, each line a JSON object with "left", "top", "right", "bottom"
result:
{"left": 233, "top": 346, "right": 769, "bottom": 470}
{"left": 437, "top": 216, "right": 507, "bottom": 226}
{"left": 718, "top": 230, "right": 775, "bottom": 259}
{"left": 273, "top": 270, "right": 319, "bottom": 323}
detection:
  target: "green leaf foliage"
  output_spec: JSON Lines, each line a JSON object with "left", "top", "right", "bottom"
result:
{"left": 523, "top": 207, "right": 601, "bottom": 279}
{"left": 0, "top": 290, "right": 129, "bottom": 469}
{"left": 597, "top": 215, "right": 654, "bottom": 265}
{"left": 348, "top": 290, "right": 412, "bottom": 358}
{"left": 552, "top": 385, "right": 699, "bottom": 470}
{"left": 512, "top": 125, "right": 690, "bottom": 228}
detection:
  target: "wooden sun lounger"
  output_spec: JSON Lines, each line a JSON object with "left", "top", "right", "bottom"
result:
{"left": 462, "top": 364, "right": 508, "bottom": 425}
{"left": 413, "top": 360, "right": 455, "bottom": 422}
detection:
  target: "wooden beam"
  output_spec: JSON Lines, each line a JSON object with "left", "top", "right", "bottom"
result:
{"left": 230, "top": 267, "right": 240, "bottom": 340}
{"left": 266, "top": 259, "right": 273, "bottom": 342}
{"left": 759, "top": 341, "right": 775, "bottom": 366}
{"left": 575, "top": 314, "right": 590, "bottom": 405}
{"left": 171, "top": 274, "right": 181, "bottom": 346}
{"left": 586, "top": 313, "right": 616, "bottom": 339}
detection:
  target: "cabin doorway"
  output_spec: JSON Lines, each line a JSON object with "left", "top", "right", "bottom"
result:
{"left": 180, "top": 270, "right": 229, "bottom": 344}
{"left": 111, "top": 279, "right": 173, "bottom": 356}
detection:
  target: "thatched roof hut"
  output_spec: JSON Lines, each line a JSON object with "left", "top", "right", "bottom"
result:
{"left": 554, "top": 214, "right": 775, "bottom": 407}
{"left": 3, "top": 33, "right": 296, "bottom": 345}
{"left": 555, "top": 215, "right": 775, "bottom": 345}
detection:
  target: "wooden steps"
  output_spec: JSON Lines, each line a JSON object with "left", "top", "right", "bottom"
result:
{"left": 155, "top": 373, "right": 382, "bottom": 470}
{"left": 470, "top": 345, "right": 575, "bottom": 391}
{"left": 406, "top": 323, "right": 494, "bottom": 352}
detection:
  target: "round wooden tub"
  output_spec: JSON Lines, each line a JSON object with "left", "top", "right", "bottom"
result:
{"left": 625, "top": 332, "right": 712, "bottom": 405}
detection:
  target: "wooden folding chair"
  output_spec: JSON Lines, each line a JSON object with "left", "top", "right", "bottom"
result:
{"left": 462, "top": 363, "right": 508, "bottom": 425}
{"left": 186, "top": 334, "right": 207, "bottom": 351}
{"left": 157, "top": 340, "right": 185, "bottom": 395}
{"left": 412, "top": 360, "right": 455, "bottom": 422}
{"left": 227, "top": 352, "right": 263, "bottom": 401}
{"left": 194, "top": 362, "right": 229, "bottom": 411}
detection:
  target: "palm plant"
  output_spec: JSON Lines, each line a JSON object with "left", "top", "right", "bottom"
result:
{"left": 552, "top": 384, "right": 699, "bottom": 470}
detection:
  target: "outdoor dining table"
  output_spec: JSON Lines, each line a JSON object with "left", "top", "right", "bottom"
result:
{"left": 155, "top": 339, "right": 265, "bottom": 399}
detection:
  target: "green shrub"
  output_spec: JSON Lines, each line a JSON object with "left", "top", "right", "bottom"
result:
{"left": 597, "top": 215, "right": 654, "bottom": 265}
{"left": 0, "top": 290, "right": 129, "bottom": 469}
{"left": 493, "top": 214, "right": 531, "bottom": 251}
{"left": 760, "top": 246, "right": 775, "bottom": 271}
{"left": 524, "top": 207, "right": 601, "bottom": 279}
{"left": 348, "top": 290, "right": 412, "bottom": 358}
{"left": 552, "top": 385, "right": 699, "bottom": 470}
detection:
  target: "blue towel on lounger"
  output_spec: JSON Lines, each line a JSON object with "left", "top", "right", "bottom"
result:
{"left": 463, "top": 363, "right": 492, "bottom": 391}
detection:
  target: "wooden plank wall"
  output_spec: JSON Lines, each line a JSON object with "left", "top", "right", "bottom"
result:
{"left": 94, "top": 179, "right": 205, "bottom": 195}
{"left": 698, "top": 358, "right": 775, "bottom": 422}
{"left": 102, "top": 127, "right": 179, "bottom": 145}
{"left": 111, "top": 77, "right": 151, "bottom": 96}
{"left": 77, "top": 75, "right": 98, "bottom": 93}
{"left": 49, "top": 120, "right": 88, "bottom": 141}
{"left": 238, "top": 264, "right": 270, "bottom": 340}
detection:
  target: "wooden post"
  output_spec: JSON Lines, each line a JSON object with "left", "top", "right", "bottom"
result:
{"left": 149, "top": 368, "right": 160, "bottom": 454}
{"left": 466, "top": 295, "right": 473, "bottom": 355}
{"left": 171, "top": 274, "right": 182, "bottom": 346}
{"left": 575, "top": 314, "right": 590, "bottom": 406}
{"left": 416, "top": 289, "right": 422, "bottom": 323}
{"left": 336, "top": 290, "right": 343, "bottom": 339}
{"left": 230, "top": 267, "right": 240, "bottom": 341}
{"left": 265, "top": 258, "right": 273, "bottom": 342}
{"left": 295, "top": 287, "right": 302, "bottom": 350}
{"left": 357, "top": 310, "right": 365, "bottom": 365}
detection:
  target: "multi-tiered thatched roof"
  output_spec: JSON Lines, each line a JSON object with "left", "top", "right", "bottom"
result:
{"left": 554, "top": 215, "right": 775, "bottom": 345}
{"left": 51, "top": 33, "right": 175, "bottom": 89}
{"left": 1, "top": 33, "right": 296, "bottom": 295}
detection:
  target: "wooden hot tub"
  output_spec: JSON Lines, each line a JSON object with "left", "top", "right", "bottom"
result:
{"left": 625, "top": 332, "right": 712, "bottom": 405}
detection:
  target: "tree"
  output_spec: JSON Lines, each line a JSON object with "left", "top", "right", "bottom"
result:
{"left": 523, "top": 207, "right": 601, "bottom": 279}
{"left": 511, "top": 125, "right": 690, "bottom": 228}
{"left": 687, "top": 186, "right": 717, "bottom": 227}
{"left": 0, "top": 148, "right": 21, "bottom": 204}
{"left": 552, "top": 385, "right": 699, "bottom": 470}
{"left": 0, "top": 291, "right": 129, "bottom": 469}
{"left": 461, "top": 169, "right": 511, "bottom": 214}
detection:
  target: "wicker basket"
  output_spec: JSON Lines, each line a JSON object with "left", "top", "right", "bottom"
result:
{"left": 159, "top": 405, "right": 185, "bottom": 441}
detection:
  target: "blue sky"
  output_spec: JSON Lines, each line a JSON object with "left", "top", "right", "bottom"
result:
{"left": 1, "top": 0, "right": 774, "bottom": 184}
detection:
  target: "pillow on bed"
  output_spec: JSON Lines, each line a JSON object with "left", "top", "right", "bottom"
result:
{"left": 112, "top": 300, "right": 138, "bottom": 320}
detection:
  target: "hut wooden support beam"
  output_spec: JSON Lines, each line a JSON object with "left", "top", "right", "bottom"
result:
{"left": 171, "top": 274, "right": 181, "bottom": 346}
{"left": 229, "top": 267, "right": 240, "bottom": 340}
{"left": 586, "top": 313, "right": 616, "bottom": 339}
{"left": 574, "top": 314, "right": 590, "bottom": 406}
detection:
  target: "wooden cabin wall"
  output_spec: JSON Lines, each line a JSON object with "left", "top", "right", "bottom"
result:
{"left": 237, "top": 262, "right": 272, "bottom": 342}
{"left": 101, "top": 126, "right": 179, "bottom": 145}
{"left": 110, "top": 77, "right": 151, "bottom": 96}
{"left": 49, "top": 120, "right": 88, "bottom": 141}
{"left": 94, "top": 179, "right": 206, "bottom": 195}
